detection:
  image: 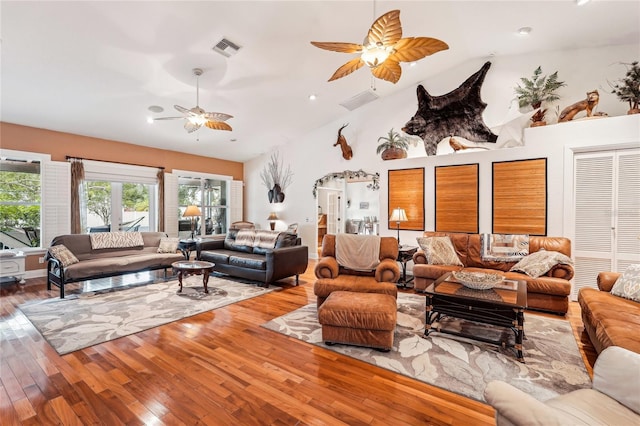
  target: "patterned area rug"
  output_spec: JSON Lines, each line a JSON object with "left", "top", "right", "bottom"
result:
{"left": 262, "top": 293, "right": 591, "bottom": 402}
{"left": 19, "top": 276, "right": 275, "bottom": 355}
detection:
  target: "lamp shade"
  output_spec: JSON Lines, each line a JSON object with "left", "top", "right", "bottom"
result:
{"left": 267, "top": 212, "right": 279, "bottom": 221}
{"left": 389, "top": 207, "right": 408, "bottom": 222}
{"left": 183, "top": 205, "right": 201, "bottom": 217}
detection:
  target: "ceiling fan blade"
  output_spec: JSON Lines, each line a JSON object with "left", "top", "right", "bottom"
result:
{"left": 327, "top": 58, "right": 365, "bottom": 82}
{"left": 152, "top": 116, "right": 184, "bottom": 121}
{"left": 205, "top": 121, "right": 232, "bottom": 131}
{"left": 310, "top": 41, "right": 363, "bottom": 54}
{"left": 184, "top": 121, "right": 201, "bottom": 133}
{"left": 366, "top": 10, "right": 402, "bottom": 47}
{"left": 389, "top": 37, "right": 449, "bottom": 63}
{"left": 174, "top": 105, "right": 191, "bottom": 115}
{"left": 370, "top": 59, "right": 402, "bottom": 84}
{"left": 204, "top": 112, "right": 233, "bottom": 122}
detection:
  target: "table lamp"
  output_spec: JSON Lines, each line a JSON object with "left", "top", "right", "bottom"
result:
{"left": 389, "top": 207, "right": 407, "bottom": 247}
{"left": 183, "top": 205, "right": 201, "bottom": 240}
{"left": 267, "top": 212, "right": 279, "bottom": 230}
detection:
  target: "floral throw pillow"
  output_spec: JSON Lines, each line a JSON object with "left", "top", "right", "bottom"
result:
{"left": 510, "top": 249, "right": 573, "bottom": 278}
{"left": 416, "top": 236, "right": 463, "bottom": 266}
{"left": 48, "top": 244, "right": 79, "bottom": 267}
{"left": 610, "top": 264, "right": 640, "bottom": 302}
{"left": 157, "top": 237, "right": 180, "bottom": 254}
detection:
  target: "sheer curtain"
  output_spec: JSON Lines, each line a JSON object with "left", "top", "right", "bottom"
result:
{"left": 70, "top": 159, "right": 85, "bottom": 234}
{"left": 157, "top": 169, "right": 165, "bottom": 232}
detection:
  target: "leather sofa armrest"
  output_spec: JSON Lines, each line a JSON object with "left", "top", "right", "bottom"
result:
{"left": 413, "top": 250, "right": 427, "bottom": 265}
{"left": 315, "top": 256, "right": 339, "bottom": 279}
{"left": 548, "top": 263, "right": 574, "bottom": 280}
{"left": 376, "top": 258, "right": 400, "bottom": 283}
{"left": 196, "top": 238, "right": 224, "bottom": 258}
{"left": 597, "top": 272, "right": 621, "bottom": 292}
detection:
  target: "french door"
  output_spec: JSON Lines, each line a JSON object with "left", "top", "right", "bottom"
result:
{"left": 84, "top": 181, "right": 156, "bottom": 233}
{"left": 572, "top": 148, "right": 640, "bottom": 299}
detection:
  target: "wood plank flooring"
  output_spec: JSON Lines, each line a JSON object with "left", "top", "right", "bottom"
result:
{"left": 1, "top": 262, "right": 597, "bottom": 425}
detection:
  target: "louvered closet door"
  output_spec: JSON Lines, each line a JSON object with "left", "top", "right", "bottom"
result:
{"left": 572, "top": 148, "right": 640, "bottom": 300}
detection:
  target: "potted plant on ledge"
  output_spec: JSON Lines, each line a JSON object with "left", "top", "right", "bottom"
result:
{"left": 610, "top": 61, "right": 640, "bottom": 115}
{"left": 377, "top": 128, "right": 410, "bottom": 160}
{"left": 514, "top": 66, "right": 566, "bottom": 126}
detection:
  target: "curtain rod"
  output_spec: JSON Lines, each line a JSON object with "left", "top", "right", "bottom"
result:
{"left": 65, "top": 156, "right": 165, "bottom": 170}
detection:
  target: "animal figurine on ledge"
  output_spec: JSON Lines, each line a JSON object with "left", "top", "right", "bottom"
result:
{"left": 333, "top": 123, "right": 353, "bottom": 160}
{"left": 449, "top": 136, "right": 490, "bottom": 153}
{"left": 558, "top": 90, "right": 600, "bottom": 122}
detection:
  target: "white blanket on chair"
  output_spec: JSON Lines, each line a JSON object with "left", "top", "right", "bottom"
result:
{"left": 335, "top": 234, "right": 381, "bottom": 271}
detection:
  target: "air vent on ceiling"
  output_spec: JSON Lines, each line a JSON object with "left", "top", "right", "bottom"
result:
{"left": 339, "top": 90, "right": 379, "bottom": 111}
{"left": 212, "top": 38, "right": 241, "bottom": 57}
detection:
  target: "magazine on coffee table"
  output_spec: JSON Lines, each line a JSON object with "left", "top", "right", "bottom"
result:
{"left": 493, "top": 279, "right": 518, "bottom": 291}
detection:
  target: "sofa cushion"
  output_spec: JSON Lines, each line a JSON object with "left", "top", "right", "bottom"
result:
{"left": 63, "top": 252, "right": 182, "bottom": 280}
{"left": 48, "top": 244, "right": 79, "bottom": 267}
{"left": 157, "top": 237, "right": 179, "bottom": 253}
{"left": 199, "top": 250, "right": 233, "bottom": 265}
{"left": 504, "top": 271, "right": 572, "bottom": 296}
{"left": 229, "top": 254, "right": 267, "bottom": 270}
{"left": 510, "top": 249, "right": 573, "bottom": 278}
{"left": 416, "top": 236, "right": 463, "bottom": 266}
{"left": 610, "top": 264, "right": 640, "bottom": 302}
{"left": 89, "top": 232, "right": 144, "bottom": 249}
{"left": 275, "top": 232, "right": 298, "bottom": 248}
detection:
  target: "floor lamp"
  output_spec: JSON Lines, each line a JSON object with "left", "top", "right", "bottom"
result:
{"left": 183, "top": 205, "right": 201, "bottom": 240}
{"left": 389, "top": 207, "right": 407, "bottom": 247}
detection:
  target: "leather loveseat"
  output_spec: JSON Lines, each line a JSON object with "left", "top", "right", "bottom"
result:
{"left": 412, "top": 232, "right": 574, "bottom": 315}
{"left": 578, "top": 272, "right": 640, "bottom": 355}
{"left": 196, "top": 229, "right": 308, "bottom": 287}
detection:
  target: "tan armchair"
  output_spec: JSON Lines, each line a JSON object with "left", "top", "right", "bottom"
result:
{"left": 484, "top": 346, "right": 640, "bottom": 425}
{"left": 314, "top": 234, "right": 400, "bottom": 307}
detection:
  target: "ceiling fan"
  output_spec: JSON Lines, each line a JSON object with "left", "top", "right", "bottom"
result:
{"left": 154, "top": 68, "right": 233, "bottom": 133}
{"left": 311, "top": 9, "right": 448, "bottom": 84}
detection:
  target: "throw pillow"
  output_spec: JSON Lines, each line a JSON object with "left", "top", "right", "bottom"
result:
{"left": 510, "top": 249, "right": 573, "bottom": 278}
{"left": 157, "top": 237, "right": 180, "bottom": 253}
{"left": 416, "top": 236, "right": 463, "bottom": 266}
{"left": 48, "top": 244, "right": 79, "bottom": 267}
{"left": 610, "top": 264, "right": 640, "bottom": 302}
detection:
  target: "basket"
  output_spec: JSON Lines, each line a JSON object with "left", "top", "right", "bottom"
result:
{"left": 452, "top": 271, "right": 503, "bottom": 290}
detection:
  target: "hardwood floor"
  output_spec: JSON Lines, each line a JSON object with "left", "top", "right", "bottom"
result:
{"left": 1, "top": 262, "right": 597, "bottom": 425}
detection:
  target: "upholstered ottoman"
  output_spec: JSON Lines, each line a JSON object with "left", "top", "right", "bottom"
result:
{"left": 317, "top": 291, "right": 397, "bottom": 351}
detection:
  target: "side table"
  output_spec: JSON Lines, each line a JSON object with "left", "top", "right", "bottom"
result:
{"left": 178, "top": 239, "right": 200, "bottom": 260}
{"left": 397, "top": 245, "right": 417, "bottom": 287}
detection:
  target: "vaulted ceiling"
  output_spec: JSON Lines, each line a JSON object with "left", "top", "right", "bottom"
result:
{"left": 2, "top": 1, "right": 638, "bottom": 162}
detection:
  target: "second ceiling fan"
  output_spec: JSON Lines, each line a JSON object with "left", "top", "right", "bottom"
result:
{"left": 154, "top": 68, "right": 233, "bottom": 133}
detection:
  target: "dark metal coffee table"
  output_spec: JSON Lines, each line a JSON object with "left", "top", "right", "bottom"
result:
{"left": 171, "top": 260, "right": 215, "bottom": 293}
{"left": 423, "top": 272, "right": 527, "bottom": 362}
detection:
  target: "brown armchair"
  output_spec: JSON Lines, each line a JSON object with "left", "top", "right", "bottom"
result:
{"left": 314, "top": 234, "right": 400, "bottom": 307}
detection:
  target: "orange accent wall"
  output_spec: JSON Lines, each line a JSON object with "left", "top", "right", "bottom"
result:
{"left": 0, "top": 122, "right": 243, "bottom": 179}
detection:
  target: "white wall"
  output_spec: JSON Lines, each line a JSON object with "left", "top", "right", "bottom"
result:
{"left": 244, "top": 44, "right": 640, "bottom": 257}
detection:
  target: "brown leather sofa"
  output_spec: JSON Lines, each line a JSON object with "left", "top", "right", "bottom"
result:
{"left": 314, "top": 234, "right": 400, "bottom": 307}
{"left": 412, "top": 232, "right": 574, "bottom": 315}
{"left": 578, "top": 272, "right": 640, "bottom": 355}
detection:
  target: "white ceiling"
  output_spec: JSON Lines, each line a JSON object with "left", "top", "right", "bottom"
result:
{"left": 2, "top": 1, "right": 639, "bottom": 163}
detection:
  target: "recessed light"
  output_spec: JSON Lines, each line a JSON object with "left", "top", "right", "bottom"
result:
{"left": 148, "top": 105, "right": 164, "bottom": 113}
{"left": 576, "top": 0, "right": 590, "bottom": 6}
{"left": 230, "top": 138, "right": 237, "bottom": 142}
{"left": 146, "top": 117, "right": 154, "bottom": 124}
{"left": 410, "top": 62, "right": 417, "bottom": 67}
{"left": 309, "top": 94, "right": 317, "bottom": 101}
{"left": 517, "top": 27, "right": 532, "bottom": 35}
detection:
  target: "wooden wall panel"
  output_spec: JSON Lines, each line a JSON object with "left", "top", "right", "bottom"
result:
{"left": 388, "top": 168, "right": 424, "bottom": 230}
{"left": 492, "top": 158, "right": 547, "bottom": 235}
{"left": 435, "top": 164, "right": 479, "bottom": 233}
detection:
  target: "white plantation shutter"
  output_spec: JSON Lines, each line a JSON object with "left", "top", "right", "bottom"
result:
{"left": 572, "top": 148, "right": 640, "bottom": 300}
{"left": 164, "top": 173, "right": 178, "bottom": 237}
{"left": 230, "top": 180, "right": 243, "bottom": 223}
{"left": 41, "top": 161, "right": 70, "bottom": 247}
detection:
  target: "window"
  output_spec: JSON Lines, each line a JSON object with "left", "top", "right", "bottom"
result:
{"left": 0, "top": 158, "right": 41, "bottom": 248}
{"left": 178, "top": 176, "right": 228, "bottom": 237}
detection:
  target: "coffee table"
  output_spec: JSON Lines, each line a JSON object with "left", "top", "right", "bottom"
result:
{"left": 171, "top": 260, "right": 215, "bottom": 293}
{"left": 423, "top": 272, "right": 527, "bottom": 362}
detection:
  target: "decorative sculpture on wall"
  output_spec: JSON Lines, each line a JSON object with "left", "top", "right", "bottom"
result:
{"left": 312, "top": 170, "right": 379, "bottom": 198}
{"left": 333, "top": 124, "right": 353, "bottom": 160}
{"left": 260, "top": 152, "right": 293, "bottom": 203}
{"left": 402, "top": 61, "right": 498, "bottom": 156}
{"left": 558, "top": 90, "right": 600, "bottom": 122}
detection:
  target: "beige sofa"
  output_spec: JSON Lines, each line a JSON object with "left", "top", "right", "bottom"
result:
{"left": 47, "top": 232, "right": 183, "bottom": 298}
{"left": 484, "top": 346, "right": 640, "bottom": 425}
{"left": 412, "top": 232, "right": 574, "bottom": 314}
{"left": 578, "top": 271, "right": 640, "bottom": 355}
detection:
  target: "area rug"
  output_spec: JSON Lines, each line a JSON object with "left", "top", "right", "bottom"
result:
{"left": 19, "top": 276, "right": 275, "bottom": 355}
{"left": 262, "top": 293, "right": 591, "bottom": 402}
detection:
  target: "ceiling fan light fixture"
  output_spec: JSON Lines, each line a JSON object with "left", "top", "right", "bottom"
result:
{"left": 361, "top": 43, "right": 393, "bottom": 68}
